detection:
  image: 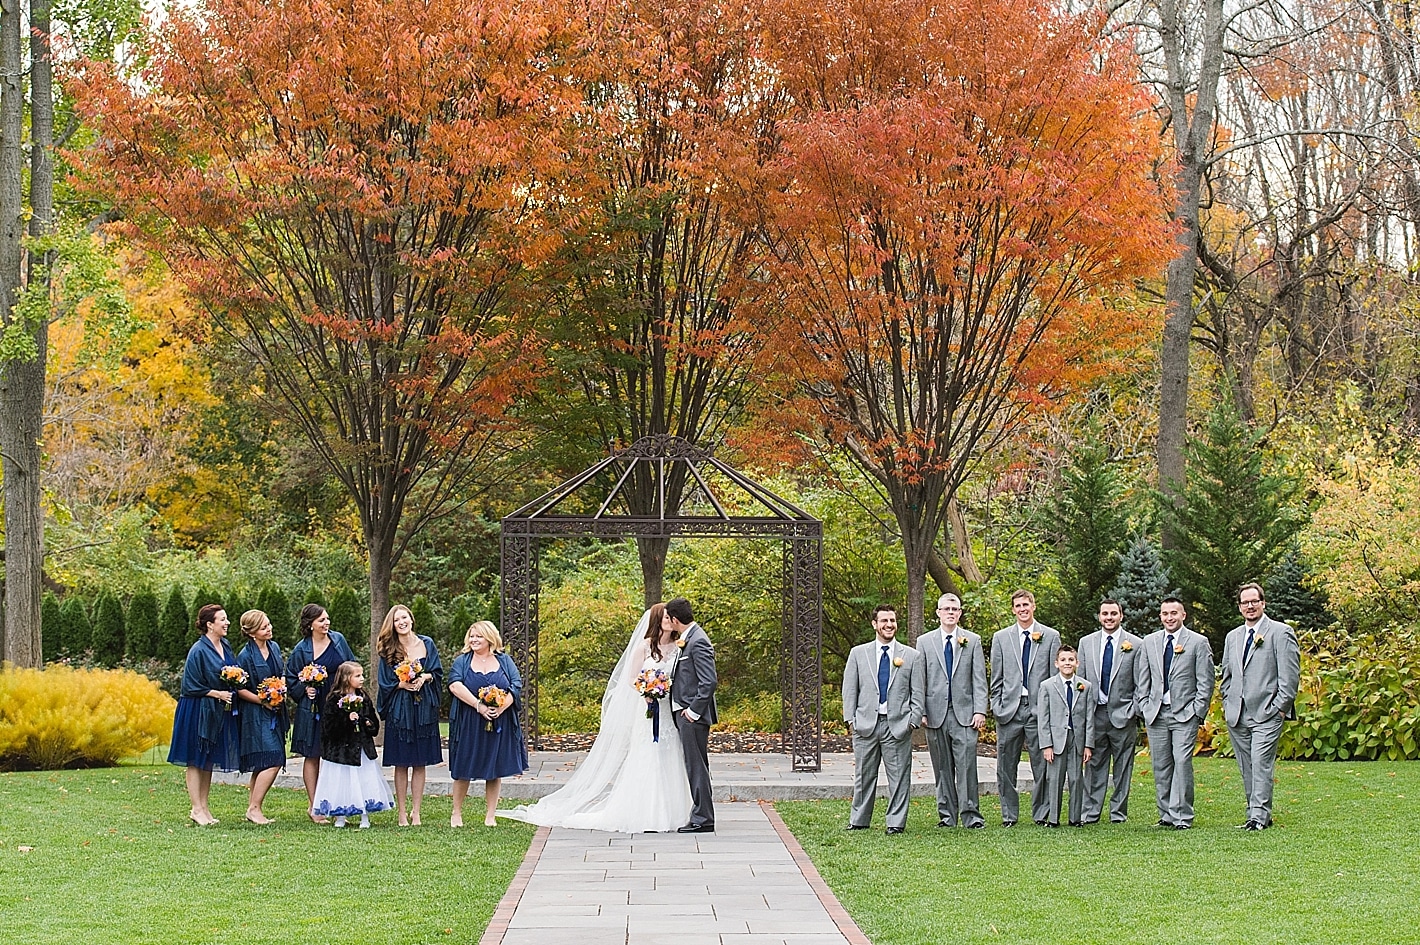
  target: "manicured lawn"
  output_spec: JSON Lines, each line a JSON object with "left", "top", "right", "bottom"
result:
{"left": 0, "top": 764, "right": 534, "bottom": 945}
{"left": 777, "top": 757, "right": 1420, "bottom": 945}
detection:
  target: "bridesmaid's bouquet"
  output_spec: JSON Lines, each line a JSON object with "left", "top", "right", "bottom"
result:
{"left": 298, "top": 663, "right": 328, "bottom": 719}
{"left": 256, "top": 676, "right": 287, "bottom": 709}
{"left": 396, "top": 659, "right": 425, "bottom": 702}
{"left": 337, "top": 693, "right": 365, "bottom": 720}
{"left": 219, "top": 665, "right": 248, "bottom": 716}
{"left": 634, "top": 669, "right": 671, "bottom": 743}
{"left": 476, "top": 686, "right": 512, "bottom": 732}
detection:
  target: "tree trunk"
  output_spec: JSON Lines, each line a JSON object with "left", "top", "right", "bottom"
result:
{"left": 0, "top": 0, "right": 40, "bottom": 667}
{"left": 925, "top": 547, "right": 958, "bottom": 598}
{"left": 367, "top": 533, "right": 394, "bottom": 745}
{"left": 1156, "top": 0, "right": 1225, "bottom": 537}
{"left": 901, "top": 531, "right": 931, "bottom": 646}
{"left": 637, "top": 535, "right": 669, "bottom": 606}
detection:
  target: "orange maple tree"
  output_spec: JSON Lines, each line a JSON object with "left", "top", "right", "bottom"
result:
{"left": 758, "top": 0, "right": 1170, "bottom": 635}
{"left": 72, "top": 0, "right": 586, "bottom": 649}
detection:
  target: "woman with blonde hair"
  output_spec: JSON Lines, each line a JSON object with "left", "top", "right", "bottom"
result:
{"left": 234, "top": 609, "right": 288, "bottom": 824}
{"left": 375, "top": 603, "right": 443, "bottom": 826}
{"left": 447, "top": 620, "right": 527, "bottom": 826}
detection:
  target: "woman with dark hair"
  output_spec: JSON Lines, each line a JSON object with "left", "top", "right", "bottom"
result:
{"left": 234, "top": 609, "right": 288, "bottom": 824}
{"left": 167, "top": 603, "right": 242, "bottom": 826}
{"left": 284, "top": 603, "right": 356, "bottom": 823}
{"left": 376, "top": 603, "right": 443, "bottom": 826}
{"left": 447, "top": 621, "right": 527, "bottom": 826}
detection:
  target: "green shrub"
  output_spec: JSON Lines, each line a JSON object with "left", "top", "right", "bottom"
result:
{"left": 327, "top": 586, "right": 366, "bottom": 643}
{"left": 158, "top": 584, "right": 190, "bottom": 663}
{"left": 447, "top": 598, "right": 474, "bottom": 655}
{"left": 91, "top": 591, "right": 127, "bottom": 667}
{"left": 256, "top": 583, "right": 295, "bottom": 648}
{"left": 303, "top": 585, "right": 328, "bottom": 610}
{"left": 410, "top": 595, "right": 438, "bottom": 645}
{"left": 58, "top": 597, "right": 93, "bottom": 659}
{"left": 41, "top": 593, "right": 63, "bottom": 663}
{"left": 125, "top": 588, "right": 161, "bottom": 661}
{"left": 0, "top": 664, "right": 175, "bottom": 770}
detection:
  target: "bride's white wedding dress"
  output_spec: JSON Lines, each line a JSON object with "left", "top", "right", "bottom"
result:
{"left": 500, "top": 610, "right": 693, "bottom": 832}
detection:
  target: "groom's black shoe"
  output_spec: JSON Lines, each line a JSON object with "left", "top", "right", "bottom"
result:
{"left": 677, "top": 822, "right": 714, "bottom": 833}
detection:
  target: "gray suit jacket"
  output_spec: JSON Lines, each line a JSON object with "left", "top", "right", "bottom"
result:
{"left": 912, "top": 627, "right": 987, "bottom": 729}
{"left": 1077, "top": 628, "right": 1144, "bottom": 729}
{"left": 1037, "top": 673, "right": 1097, "bottom": 753}
{"left": 671, "top": 623, "right": 718, "bottom": 725}
{"left": 1135, "top": 626, "right": 1214, "bottom": 726}
{"left": 1220, "top": 615, "right": 1300, "bottom": 727}
{"left": 988, "top": 622, "right": 1061, "bottom": 723}
{"left": 843, "top": 640, "right": 922, "bottom": 740}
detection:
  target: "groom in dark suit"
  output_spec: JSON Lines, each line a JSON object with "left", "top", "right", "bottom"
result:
{"left": 667, "top": 597, "right": 718, "bottom": 833}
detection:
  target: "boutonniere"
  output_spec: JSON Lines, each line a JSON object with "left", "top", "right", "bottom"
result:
{"left": 892, "top": 657, "right": 904, "bottom": 668}
{"left": 1120, "top": 641, "right": 1133, "bottom": 652}
{"left": 1252, "top": 635, "right": 1264, "bottom": 647}
{"left": 1030, "top": 631, "right": 1042, "bottom": 642}
{"left": 1074, "top": 680, "right": 1087, "bottom": 692}
{"left": 676, "top": 637, "right": 687, "bottom": 649}
{"left": 1173, "top": 643, "right": 1185, "bottom": 654}
{"left": 956, "top": 636, "right": 968, "bottom": 647}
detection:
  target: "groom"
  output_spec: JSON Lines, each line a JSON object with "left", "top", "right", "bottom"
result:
{"left": 667, "top": 597, "right": 717, "bottom": 833}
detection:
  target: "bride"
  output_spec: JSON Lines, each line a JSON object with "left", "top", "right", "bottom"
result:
{"left": 499, "top": 602, "right": 692, "bottom": 832}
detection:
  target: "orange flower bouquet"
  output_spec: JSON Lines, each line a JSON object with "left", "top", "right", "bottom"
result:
{"left": 257, "top": 676, "right": 287, "bottom": 709}
{"left": 476, "top": 685, "right": 512, "bottom": 731}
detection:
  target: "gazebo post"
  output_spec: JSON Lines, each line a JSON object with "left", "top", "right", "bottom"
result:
{"left": 499, "top": 523, "right": 541, "bottom": 748}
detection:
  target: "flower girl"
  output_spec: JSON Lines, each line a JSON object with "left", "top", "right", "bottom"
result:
{"left": 311, "top": 661, "right": 393, "bottom": 828}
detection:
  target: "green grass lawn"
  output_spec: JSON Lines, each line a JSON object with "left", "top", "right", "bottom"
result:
{"left": 0, "top": 764, "right": 534, "bottom": 945}
{"left": 777, "top": 757, "right": 1420, "bottom": 945}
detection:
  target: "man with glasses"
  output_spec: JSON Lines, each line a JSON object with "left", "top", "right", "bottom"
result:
{"left": 913, "top": 593, "right": 987, "bottom": 828}
{"left": 1221, "top": 583, "right": 1301, "bottom": 831}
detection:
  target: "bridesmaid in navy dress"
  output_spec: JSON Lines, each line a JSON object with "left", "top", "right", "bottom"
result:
{"left": 376, "top": 603, "right": 443, "bottom": 826}
{"left": 235, "top": 609, "right": 288, "bottom": 824}
{"left": 167, "top": 604, "right": 241, "bottom": 826}
{"left": 448, "top": 620, "right": 527, "bottom": 827}
{"left": 285, "top": 604, "right": 356, "bottom": 823}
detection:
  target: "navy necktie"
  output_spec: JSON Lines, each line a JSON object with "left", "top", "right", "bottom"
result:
{"left": 1163, "top": 634, "right": 1175, "bottom": 692}
{"left": 1021, "top": 631, "right": 1032, "bottom": 687}
{"left": 1101, "top": 637, "right": 1114, "bottom": 698}
{"left": 878, "top": 645, "right": 890, "bottom": 704}
{"left": 1066, "top": 682, "right": 1074, "bottom": 725}
{"left": 944, "top": 637, "right": 954, "bottom": 685}
{"left": 1244, "top": 626, "right": 1256, "bottom": 671}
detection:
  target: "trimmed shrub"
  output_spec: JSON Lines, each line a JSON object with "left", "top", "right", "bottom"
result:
{"left": 327, "top": 586, "right": 366, "bottom": 646}
{"left": 447, "top": 599, "right": 474, "bottom": 655}
{"left": 58, "top": 597, "right": 93, "bottom": 659}
{"left": 126, "top": 588, "right": 162, "bottom": 661}
{"left": 41, "top": 593, "right": 63, "bottom": 663}
{"left": 256, "top": 584, "right": 296, "bottom": 648}
{"left": 410, "top": 595, "right": 438, "bottom": 647}
{"left": 303, "top": 585, "right": 328, "bottom": 610}
{"left": 0, "top": 664, "right": 175, "bottom": 770}
{"left": 91, "top": 591, "right": 127, "bottom": 667}
{"left": 159, "top": 585, "right": 191, "bottom": 664}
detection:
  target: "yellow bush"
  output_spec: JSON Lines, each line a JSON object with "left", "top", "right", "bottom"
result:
{"left": 0, "top": 663, "right": 176, "bottom": 770}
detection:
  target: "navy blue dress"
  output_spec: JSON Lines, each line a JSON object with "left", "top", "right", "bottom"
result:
{"left": 167, "top": 635, "right": 241, "bottom": 772}
{"left": 447, "top": 652, "right": 528, "bottom": 782}
{"left": 237, "top": 641, "right": 288, "bottom": 773}
{"left": 377, "top": 635, "right": 444, "bottom": 768}
{"left": 285, "top": 631, "right": 356, "bottom": 759}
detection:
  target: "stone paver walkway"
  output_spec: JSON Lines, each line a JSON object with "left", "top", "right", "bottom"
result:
{"left": 480, "top": 801, "right": 870, "bottom": 945}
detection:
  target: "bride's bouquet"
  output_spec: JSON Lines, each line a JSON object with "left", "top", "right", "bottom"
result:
{"left": 633, "top": 669, "right": 671, "bottom": 743}
{"left": 476, "top": 686, "right": 512, "bottom": 732}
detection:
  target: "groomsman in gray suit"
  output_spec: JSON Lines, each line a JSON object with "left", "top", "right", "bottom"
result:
{"left": 843, "top": 604, "right": 922, "bottom": 834}
{"left": 988, "top": 589, "right": 1060, "bottom": 826}
{"left": 1077, "top": 599, "right": 1143, "bottom": 823}
{"left": 1135, "top": 596, "right": 1215, "bottom": 829}
{"left": 1036, "top": 645, "right": 1096, "bottom": 826}
{"left": 912, "top": 593, "right": 987, "bottom": 828}
{"left": 1221, "top": 583, "right": 1301, "bottom": 830}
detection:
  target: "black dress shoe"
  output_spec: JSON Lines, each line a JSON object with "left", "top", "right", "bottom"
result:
{"left": 1044, "top": 822, "right": 1059, "bottom": 828}
{"left": 1081, "top": 818, "right": 1099, "bottom": 825}
{"left": 677, "top": 822, "right": 714, "bottom": 833}
{"left": 1153, "top": 819, "right": 1174, "bottom": 828}
{"left": 936, "top": 819, "right": 952, "bottom": 828}
{"left": 1068, "top": 821, "right": 1083, "bottom": 827}
{"left": 1174, "top": 823, "right": 1191, "bottom": 830}
{"left": 1034, "top": 819, "right": 1047, "bottom": 826}
{"left": 885, "top": 826, "right": 904, "bottom": 835}
{"left": 1244, "top": 820, "right": 1264, "bottom": 831}
{"left": 844, "top": 824, "right": 869, "bottom": 831}
{"left": 1001, "top": 820, "right": 1016, "bottom": 828}
{"left": 966, "top": 822, "right": 985, "bottom": 829}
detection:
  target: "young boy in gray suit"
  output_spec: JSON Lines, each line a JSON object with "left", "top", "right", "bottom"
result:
{"left": 1037, "top": 645, "right": 1096, "bottom": 827}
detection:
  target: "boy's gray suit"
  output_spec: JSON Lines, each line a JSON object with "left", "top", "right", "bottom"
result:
{"left": 1220, "top": 614, "right": 1300, "bottom": 825}
{"left": 1036, "top": 673, "right": 1097, "bottom": 826}
{"left": 1135, "top": 626, "right": 1214, "bottom": 827}
{"left": 911, "top": 627, "right": 986, "bottom": 827}
{"left": 989, "top": 623, "right": 1061, "bottom": 824}
{"left": 1077, "top": 628, "right": 1143, "bottom": 823}
{"left": 843, "top": 640, "right": 922, "bottom": 830}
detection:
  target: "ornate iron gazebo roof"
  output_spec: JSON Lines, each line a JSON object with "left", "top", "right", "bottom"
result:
{"left": 501, "top": 434, "right": 825, "bottom": 770}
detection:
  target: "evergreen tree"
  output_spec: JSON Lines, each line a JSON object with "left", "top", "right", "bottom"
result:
{"left": 1159, "top": 398, "right": 1306, "bottom": 649}
{"left": 447, "top": 598, "right": 474, "bottom": 655}
{"left": 1264, "top": 548, "right": 1334, "bottom": 635}
{"left": 126, "top": 588, "right": 162, "bottom": 661}
{"left": 225, "top": 589, "right": 251, "bottom": 630}
{"left": 40, "top": 593, "right": 63, "bottom": 663}
{"left": 303, "top": 586, "right": 328, "bottom": 610}
{"left": 193, "top": 585, "right": 223, "bottom": 616}
{"left": 1108, "top": 536, "right": 1176, "bottom": 637}
{"left": 256, "top": 584, "right": 297, "bottom": 649}
{"left": 58, "top": 597, "right": 93, "bottom": 658}
{"left": 91, "top": 591, "right": 127, "bottom": 666}
{"left": 1048, "top": 434, "right": 1131, "bottom": 643}
{"left": 410, "top": 595, "right": 438, "bottom": 647}
{"left": 327, "top": 586, "right": 365, "bottom": 653}
{"left": 159, "top": 585, "right": 191, "bottom": 664}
